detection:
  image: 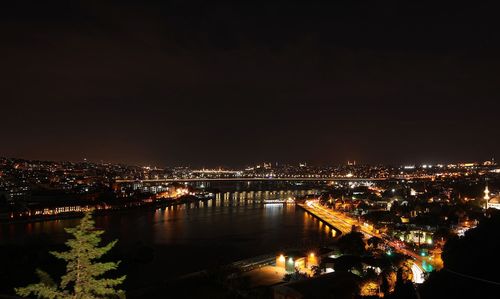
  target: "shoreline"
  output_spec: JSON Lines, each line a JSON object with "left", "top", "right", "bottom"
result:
{"left": 0, "top": 198, "right": 203, "bottom": 225}
{"left": 0, "top": 198, "right": 297, "bottom": 225}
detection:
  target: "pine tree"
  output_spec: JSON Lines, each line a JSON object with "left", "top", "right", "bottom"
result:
{"left": 16, "top": 212, "right": 126, "bottom": 298}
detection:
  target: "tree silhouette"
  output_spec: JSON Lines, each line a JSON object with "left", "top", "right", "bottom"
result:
{"left": 420, "top": 211, "right": 500, "bottom": 299}
{"left": 334, "top": 255, "right": 363, "bottom": 273}
{"left": 16, "top": 212, "right": 125, "bottom": 298}
{"left": 367, "top": 236, "right": 383, "bottom": 249}
{"left": 338, "top": 231, "right": 366, "bottom": 256}
{"left": 391, "top": 264, "right": 418, "bottom": 299}
{"left": 283, "top": 269, "right": 308, "bottom": 282}
{"left": 380, "top": 269, "right": 396, "bottom": 296}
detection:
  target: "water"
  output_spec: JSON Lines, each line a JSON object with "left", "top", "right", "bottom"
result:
{"left": 0, "top": 200, "right": 334, "bottom": 293}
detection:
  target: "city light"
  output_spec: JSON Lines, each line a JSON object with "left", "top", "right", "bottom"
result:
{"left": 2, "top": 2, "right": 498, "bottom": 297}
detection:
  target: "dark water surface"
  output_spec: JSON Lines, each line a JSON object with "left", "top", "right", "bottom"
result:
{"left": 0, "top": 200, "right": 334, "bottom": 293}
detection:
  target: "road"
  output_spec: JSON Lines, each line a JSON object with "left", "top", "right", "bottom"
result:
{"left": 298, "top": 201, "right": 353, "bottom": 235}
{"left": 299, "top": 200, "right": 437, "bottom": 283}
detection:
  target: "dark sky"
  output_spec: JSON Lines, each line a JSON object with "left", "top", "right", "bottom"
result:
{"left": 1, "top": 1, "right": 499, "bottom": 167}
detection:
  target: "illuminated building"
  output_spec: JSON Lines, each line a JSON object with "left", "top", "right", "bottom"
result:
{"left": 276, "top": 251, "right": 317, "bottom": 273}
{"left": 483, "top": 185, "right": 500, "bottom": 210}
{"left": 307, "top": 252, "right": 318, "bottom": 268}
{"left": 483, "top": 185, "right": 490, "bottom": 209}
{"left": 286, "top": 257, "right": 299, "bottom": 272}
{"left": 276, "top": 254, "right": 286, "bottom": 269}
{"left": 484, "top": 185, "right": 490, "bottom": 201}
{"left": 487, "top": 196, "right": 500, "bottom": 210}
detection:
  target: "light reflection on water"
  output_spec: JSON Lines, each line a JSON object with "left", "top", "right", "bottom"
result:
{"left": 1, "top": 199, "right": 335, "bottom": 288}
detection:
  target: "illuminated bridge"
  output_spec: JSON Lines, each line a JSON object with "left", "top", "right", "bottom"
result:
{"left": 114, "top": 177, "right": 391, "bottom": 184}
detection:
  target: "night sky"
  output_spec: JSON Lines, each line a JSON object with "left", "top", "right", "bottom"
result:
{"left": 1, "top": 1, "right": 499, "bottom": 167}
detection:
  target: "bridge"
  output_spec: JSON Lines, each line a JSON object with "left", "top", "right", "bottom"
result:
{"left": 299, "top": 200, "right": 436, "bottom": 283}
{"left": 114, "top": 177, "right": 391, "bottom": 183}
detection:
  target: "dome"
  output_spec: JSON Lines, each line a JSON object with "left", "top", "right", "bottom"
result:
{"left": 489, "top": 196, "right": 500, "bottom": 204}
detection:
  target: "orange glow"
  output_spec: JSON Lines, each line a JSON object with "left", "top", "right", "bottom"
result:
{"left": 307, "top": 252, "right": 319, "bottom": 268}
{"left": 276, "top": 254, "right": 286, "bottom": 269}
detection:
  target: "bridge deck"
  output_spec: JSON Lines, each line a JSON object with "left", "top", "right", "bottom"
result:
{"left": 115, "top": 177, "right": 390, "bottom": 183}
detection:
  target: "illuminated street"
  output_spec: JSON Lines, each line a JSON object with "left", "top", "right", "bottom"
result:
{"left": 299, "top": 200, "right": 438, "bottom": 282}
{"left": 1, "top": 1, "right": 499, "bottom": 298}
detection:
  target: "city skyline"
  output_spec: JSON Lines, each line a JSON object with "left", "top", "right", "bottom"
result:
{"left": 2, "top": 1, "right": 500, "bottom": 167}
{"left": 2, "top": 2, "right": 500, "bottom": 298}
{"left": 0, "top": 155, "right": 497, "bottom": 169}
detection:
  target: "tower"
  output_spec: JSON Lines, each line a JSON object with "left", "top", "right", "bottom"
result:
{"left": 484, "top": 185, "right": 490, "bottom": 209}
{"left": 484, "top": 185, "right": 490, "bottom": 200}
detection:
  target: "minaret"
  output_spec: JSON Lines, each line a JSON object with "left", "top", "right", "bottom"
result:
{"left": 484, "top": 185, "right": 490, "bottom": 209}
